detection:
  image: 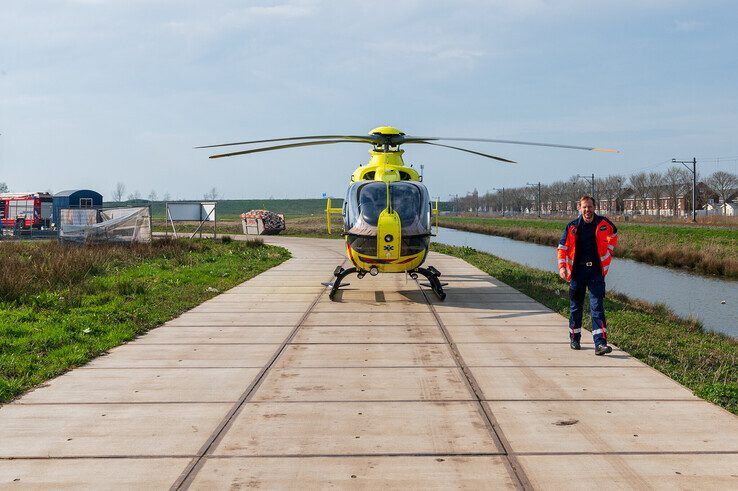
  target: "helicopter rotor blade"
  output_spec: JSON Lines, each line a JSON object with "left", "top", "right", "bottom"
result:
{"left": 196, "top": 135, "right": 377, "bottom": 149}
{"left": 409, "top": 141, "right": 516, "bottom": 164}
{"left": 400, "top": 136, "right": 618, "bottom": 153}
{"left": 208, "top": 139, "right": 368, "bottom": 159}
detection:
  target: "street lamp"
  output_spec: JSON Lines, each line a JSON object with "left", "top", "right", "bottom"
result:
{"left": 672, "top": 158, "right": 698, "bottom": 222}
{"left": 576, "top": 173, "right": 596, "bottom": 203}
{"left": 492, "top": 187, "right": 505, "bottom": 217}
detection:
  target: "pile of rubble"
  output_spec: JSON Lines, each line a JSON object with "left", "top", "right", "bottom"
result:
{"left": 240, "top": 209, "right": 286, "bottom": 235}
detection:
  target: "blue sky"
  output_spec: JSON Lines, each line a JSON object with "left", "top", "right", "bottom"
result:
{"left": 1, "top": 0, "right": 737, "bottom": 200}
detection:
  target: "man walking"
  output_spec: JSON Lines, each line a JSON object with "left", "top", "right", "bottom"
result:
{"left": 557, "top": 196, "right": 618, "bottom": 355}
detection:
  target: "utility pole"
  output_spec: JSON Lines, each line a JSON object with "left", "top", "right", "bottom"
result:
{"left": 576, "top": 173, "right": 596, "bottom": 204}
{"left": 492, "top": 187, "right": 505, "bottom": 217}
{"left": 527, "top": 181, "right": 541, "bottom": 218}
{"left": 672, "top": 157, "right": 698, "bottom": 222}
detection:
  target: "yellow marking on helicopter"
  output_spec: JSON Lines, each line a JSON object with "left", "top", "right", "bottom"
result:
{"left": 198, "top": 126, "right": 617, "bottom": 301}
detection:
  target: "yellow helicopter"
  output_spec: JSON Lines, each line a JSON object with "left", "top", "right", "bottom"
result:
{"left": 198, "top": 126, "right": 616, "bottom": 301}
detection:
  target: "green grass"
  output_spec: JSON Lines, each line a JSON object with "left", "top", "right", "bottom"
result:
{"left": 432, "top": 243, "right": 738, "bottom": 415}
{"left": 111, "top": 199, "right": 346, "bottom": 220}
{"left": 439, "top": 216, "right": 738, "bottom": 278}
{"left": 0, "top": 239, "right": 290, "bottom": 403}
{"left": 113, "top": 198, "right": 455, "bottom": 221}
{"left": 151, "top": 215, "right": 345, "bottom": 240}
{"left": 441, "top": 215, "right": 737, "bottom": 245}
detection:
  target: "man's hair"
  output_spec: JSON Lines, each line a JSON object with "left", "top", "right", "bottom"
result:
{"left": 579, "top": 195, "right": 595, "bottom": 206}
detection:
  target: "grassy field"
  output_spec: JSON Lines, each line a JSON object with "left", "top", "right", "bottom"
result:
{"left": 432, "top": 243, "right": 738, "bottom": 415}
{"left": 111, "top": 198, "right": 457, "bottom": 220}
{"left": 0, "top": 238, "right": 290, "bottom": 403}
{"left": 112, "top": 198, "right": 345, "bottom": 220}
{"left": 439, "top": 216, "right": 738, "bottom": 278}
{"left": 151, "top": 215, "right": 344, "bottom": 239}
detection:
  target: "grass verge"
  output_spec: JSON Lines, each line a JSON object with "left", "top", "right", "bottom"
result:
{"left": 151, "top": 215, "right": 344, "bottom": 240}
{"left": 432, "top": 243, "right": 738, "bottom": 415}
{"left": 439, "top": 216, "right": 738, "bottom": 279}
{"left": 0, "top": 238, "right": 290, "bottom": 403}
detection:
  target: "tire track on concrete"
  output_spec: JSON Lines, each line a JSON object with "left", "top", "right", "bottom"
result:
{"left": 170, "top": 249, "right": 345, "bottom": 490}
{"left": 414, "top": 271, "right": 534, "bottom": 490}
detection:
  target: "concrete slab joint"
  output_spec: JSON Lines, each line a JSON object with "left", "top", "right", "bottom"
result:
{"left": 0, "top": 237, "right": 736, "bottom": 490}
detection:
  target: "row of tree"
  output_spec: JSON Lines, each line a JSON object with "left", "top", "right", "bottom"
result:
{"left": 451, "top": 167, "right": 738, "bottom": 216}
{"left": 110, "top": 182, "right": 220, "bottom": 202}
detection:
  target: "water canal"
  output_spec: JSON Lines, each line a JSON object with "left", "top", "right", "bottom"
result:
{"left": 435, "top": 227, "right": 738, "bottom": 338}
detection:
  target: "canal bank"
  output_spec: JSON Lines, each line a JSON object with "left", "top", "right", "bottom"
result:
{"left": 431, "top": 242, "right": 738, "bottom": 415}
{"left": 436, "top": 227, "right": 738, "bottom": 338}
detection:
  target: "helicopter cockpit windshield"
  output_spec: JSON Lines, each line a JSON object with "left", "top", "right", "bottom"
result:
{"left": 344, "top": 181, "right": 431, "bottom": 256}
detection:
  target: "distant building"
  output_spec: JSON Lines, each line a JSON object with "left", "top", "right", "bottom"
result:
{"left": 619, "top": 183, "right": 720, "bottom": 217}
{"left": 52, "top": 189, "right": 103, "bottom": 226}
{"left": 706, "top": 189, "right": 738, "bottom": 216}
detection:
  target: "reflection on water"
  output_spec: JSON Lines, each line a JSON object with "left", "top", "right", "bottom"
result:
{"left": 435, "top": 227, "right": 738, "bottom": 338}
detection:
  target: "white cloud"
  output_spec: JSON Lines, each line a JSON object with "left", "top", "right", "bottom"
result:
{"left": 674, "top": 19, "right": 706, "bottom": 32}
{"left": 244, "top": 2, "right": 315, "bottom": 18}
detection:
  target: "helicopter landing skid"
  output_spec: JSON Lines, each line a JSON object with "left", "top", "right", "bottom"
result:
{"left": 413, "top": 266, "right": 448, "bottom": 301}
{"left": 323, "top": 266, "right": 357, "bottom": 301}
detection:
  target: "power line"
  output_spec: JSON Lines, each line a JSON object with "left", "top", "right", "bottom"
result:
{"left": 623, "top": 159, "right": 672, "bottom": 175}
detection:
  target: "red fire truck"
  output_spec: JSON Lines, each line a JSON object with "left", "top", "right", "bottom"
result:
{"left": 0, "top": 193, "right": 53, "bottom": 229}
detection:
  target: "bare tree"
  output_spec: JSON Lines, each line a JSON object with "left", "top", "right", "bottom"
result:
{"left": 127, "top": 190, "right": 141, "bottom": 201}
{"left": 664, "top": 166, "right": 690, "bottom": 217}
{"left": 0, "top": 182, "right": 8, "bottom": 193}
{"left": 203, "top": 187, "right": 220, "bottom": 200}
{"left": 609, "top": 175, "right": 626, "bottom": 214}
{"left": 629, "top": 172, "right": 649, "bottom": 214}
{"left": 162, "top": 192, "right": 171, "bottom": 202}
{"left": 148, "top": 190, "right": 158, "bottom": 202}
{"left": 567, "top": 176, "right": 587, "bottom": 213}
{"left": 645, "top": 171, "right": 666, "bottom": 217}
{"left": 706, "top": 171, "right": 738, "bottom": 215}
{"left": 595, "top": 175, "right": 623, "bottom": 214}
{"left": 112, "top": 182, "right": 126, "bottom": 202}
{"left": 549, "top": 180, "right": 568, "bottom": 214}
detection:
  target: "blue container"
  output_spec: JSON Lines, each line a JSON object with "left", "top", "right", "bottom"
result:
{"left": 53, "top": 189, "right": 103, "bottom": 226}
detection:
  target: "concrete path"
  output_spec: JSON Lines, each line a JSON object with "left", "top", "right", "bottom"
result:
{"left": 1, "top": 237, "right": 737, "bottom": 489}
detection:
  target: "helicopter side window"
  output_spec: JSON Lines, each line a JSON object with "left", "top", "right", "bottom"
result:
{"left": 386, "top": 182, "right": 431, "bottom": 236}
{"left": 358, "top": 182, "right": 386, "bottom": 227}
{"left": 390, "top": 183, "right": 422, "bottom": 227}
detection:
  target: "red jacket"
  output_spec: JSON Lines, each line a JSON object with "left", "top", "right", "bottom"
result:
{"left": 557, "top": 214, "right": 618, "bottom": 282}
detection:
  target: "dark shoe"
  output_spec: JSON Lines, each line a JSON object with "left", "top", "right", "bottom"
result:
{"left": 570, "top": 340, "right": 581, "bottom": 350}
{"left": 595, "top": 344, "right": 613, "bottom": 356}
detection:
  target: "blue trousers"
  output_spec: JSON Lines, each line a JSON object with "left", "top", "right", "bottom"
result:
{"left": 569, "top": 266, "right": 608, "bottom": 346}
